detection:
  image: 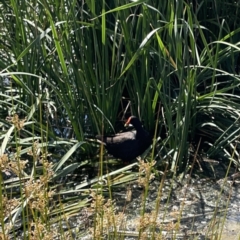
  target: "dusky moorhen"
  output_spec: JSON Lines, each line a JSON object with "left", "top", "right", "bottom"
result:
{"left": 96, "top": 116, "right": 152, "bottom": 162}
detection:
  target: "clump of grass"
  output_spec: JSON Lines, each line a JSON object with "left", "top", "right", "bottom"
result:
{"left": 0, "top": 130, "right": 56, "bottom": 239}
{"left": 0, "top": 114, "right": 89, "bottom": 239}
{"left": 0, "top": 154, "right": 28, "bottom": 177}
{"left": 84, "top": 158, "right": 168, "bottom": 239}
{"left": 0, "top": 113, "right": 235, "bottom": 239}
{"left": 27, "top": 220, "right": 57, "bottom": 240}
{"left": 137, "top": 159, "right": 156, "bottom": 187}
{"left": 87, "top": 191, "right": 126, "bottom": 239}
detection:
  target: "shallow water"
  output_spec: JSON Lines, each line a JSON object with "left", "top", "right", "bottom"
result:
{"left": 8, "top": 159, "right": 240, "bottom": 239}
{"left": 110, "top": 174, "right": 240, "bottom": 239}
{"left": 68, "top": 168, "right": 240, "bottom": 239}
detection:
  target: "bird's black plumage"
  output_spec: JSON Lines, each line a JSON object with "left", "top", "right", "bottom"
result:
{"left": 96, "top": 116, "right": 152, "bottom": 162}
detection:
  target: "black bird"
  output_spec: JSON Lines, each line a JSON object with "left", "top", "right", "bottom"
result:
{"left": 96, "top": 116, "right": 152, "bottom": 162}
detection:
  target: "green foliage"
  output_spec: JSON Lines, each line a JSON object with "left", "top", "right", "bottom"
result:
{"left": 0, "top": 0, "right": 240, "bottom": 238}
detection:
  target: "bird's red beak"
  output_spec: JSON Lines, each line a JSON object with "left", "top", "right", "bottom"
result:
{"left": 124, "top": 117, "right": 132, "bottom": 127}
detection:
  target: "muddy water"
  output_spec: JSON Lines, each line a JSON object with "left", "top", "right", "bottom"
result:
{"left": 110, "top": 171, "right": 240, "bottom": 239}
{"left": 68, "top": 162, "right": 240, "bottom": 239}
